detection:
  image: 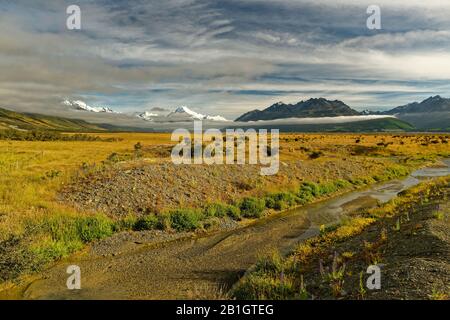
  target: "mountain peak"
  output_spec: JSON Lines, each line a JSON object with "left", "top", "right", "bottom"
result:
{"left": 236, "top": 98, "right": 360, "bottom": 121}
{"left": 170, "top": 106, "right": 206, "bottom": 120}
{"left": 423, "top": 95, "right": 443, "bottom": 102}
{"left": 174, "top": 106, "right": 192, "bottom": 113}
{"left": 386, "top": 95, "right": 450, "bottom": 114}
{"left": 168, "top": 106, "right": 229, "bottom": 121}
{"left": 62, "top": 100, "right": 118, "bottom": 114}
{"left": 135, "top": 111, "right": 159, "bottom": 121}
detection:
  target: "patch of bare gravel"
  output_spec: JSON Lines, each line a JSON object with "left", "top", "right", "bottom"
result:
{"left": 59, "top": 158, "right": 386, "bottom": 217}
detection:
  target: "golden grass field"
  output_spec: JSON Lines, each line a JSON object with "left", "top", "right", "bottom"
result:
{"left": 0, "top": 133, "right": 449, "bottom": 284}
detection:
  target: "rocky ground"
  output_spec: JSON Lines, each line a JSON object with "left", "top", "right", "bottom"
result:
{"left": 368, "top": 200, "right": 449, "bottom": 299}
{"left": 59, "top": 158, "right": 387, "bottom": 217}
{"left": 299, "top": 182, "right": 449, "bottom": 300}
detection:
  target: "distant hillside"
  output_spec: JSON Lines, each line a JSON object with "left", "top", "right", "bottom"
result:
{"left": 380, "top": 96, "right": 450, "bottom": 131}
{"left": 394, "top": 113, "right": 450, "bottom": 132}
{"left": 236, "top": 98, "right": 360, "bottom": 121}
{"left": 0, "top": 107, "right": 105, "bottom": 132}
{"left": 229, "top": 117, "right": 414, "bottom": 132}
{"left": 386, "top": 95, "right": 450, "bottom": 114}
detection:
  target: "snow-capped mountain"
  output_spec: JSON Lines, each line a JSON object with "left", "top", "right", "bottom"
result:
{"left": 167, "top": 106, "right": 229, "bottom": 121}
{"left": 62, "top": 101, "right": 228, "bottom": 122}
{"left": 135, "top": 111, "right": 159, "bottom": 121}
{"left": 168, "top": 106, "right": 205, "bottom": 120}
{"left": 62, "top": 100, "right": 119, "bottom": 113}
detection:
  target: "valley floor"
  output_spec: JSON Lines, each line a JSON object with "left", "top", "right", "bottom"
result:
{"left": 0, "top": 133, "right": 449, "bottom": 298}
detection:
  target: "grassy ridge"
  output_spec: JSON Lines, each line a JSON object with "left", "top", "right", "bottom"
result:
{"left": 0, "top": 107, "right": 104, "bottom": 132}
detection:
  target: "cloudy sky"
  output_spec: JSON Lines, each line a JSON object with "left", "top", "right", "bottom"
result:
{"left": 1, "top": 0, "right": 450, "bottom": 119}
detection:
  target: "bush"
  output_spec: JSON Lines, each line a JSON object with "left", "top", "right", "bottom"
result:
{"left": 33, "top": 214, "right": 114, "bottom": 262}
{"left": 227, "top": 205, "right": 241, "bottom": 220}
{"left": 309, "top": 151, "right": 323, "bottom": 159}
{"left": 297, "top": 182, "right": 318, "bottom": 204}
{"left": 169, "top": 209, "right": 204, "bottom": 231}
{"left": 204, "top": 203, "right": 228, "bottom": 218}
{"left": 334, "top": 179, "right": 351, "bottom": 189}
{"left": 240, "top": 197, "right": 266, "bottom": 218}
{"left": 113, "top": 215, "right": 138, "bottom": 232}
{"left": 76, "top": 216, "right": 114, "bottom": 242}
{"left": 133, "top": 214, "right": 160, "bottom": 231}
{"left": 265, "top": 192, "right": 299, "bottom": 210}
{"left": 204, "top": 203, "right": 242, "bottom": 220}
{"left": 300, "top": 181, "right": 320, "bottom": 196}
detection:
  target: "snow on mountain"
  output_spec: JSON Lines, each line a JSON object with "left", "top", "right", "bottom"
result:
{"left": 169, "top": 106, "right": 205, "bottom": 120}
{"left": 135, "top": 111, "right": 159, "bottom": 121}
{"left": 62, "top": 100, "right": 119, "bottom": 113}
{"left": 205, "top": 115, "right": 229, "bottom": 121}
{"left": 168, "top": 106, "right": 229, "bottom": 121}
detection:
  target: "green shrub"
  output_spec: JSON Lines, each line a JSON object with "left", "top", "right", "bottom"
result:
{"left": 226, "top": 205, "right": 241, "bottom": 220}
{"left": 204, "top": 203, "right": 241, "bottom": 220}
{"left": 133, "top": 214, "right": 160, "bottom": 231}
{"left": 265, "top": 192, "right": 299, "bottom": 210}
{"left": 296, "top": 180, "right": 351, "bottom": 203}
{"left": 113, "top": 215, "right": 138, "bottom": 232}
{"left": 297, "top": 182, "right": 317, "bottom": 204}
{"left": 204, "top": 203, "right": 228, "bottom": 217}
{"left": 76, "top": 216, "right": 114, "bottom": 242}
{"left": 32, "top": 214, "right": 114, "bottom": 262}
{"left": 264, "top": 196, "right": 277, "bottom": 210}
{"left": 32, "top": 240, "right": 83, "bottom": 262}
{"left": 240, "top": 197, "right": 266, "bottom": 218}
{"left": 300, "top": 181, "right": 320, "bottom": 196}
{"left": 334, "top": 179, "right": 351, "bottom": 189}
{"left": 169, "top": 209, "right": 204, "bottom": 231}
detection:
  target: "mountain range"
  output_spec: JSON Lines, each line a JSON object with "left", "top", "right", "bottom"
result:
{"left": 384, "top": 95, "right": 450, "bottom": 114}
{"left": 62, "top": 100, "right": 118, "bottom": 114}
{"left": 62, "top": 100, "right": 230, "bottom": 122}
{"left": 236, "top": 98, "right": 360, "bottom": 122}
{"left": 1, "top": 95, "right": 448, "bottom": 132}
{"left": 235, "top": 96, "right": 450, "bottom": 122}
